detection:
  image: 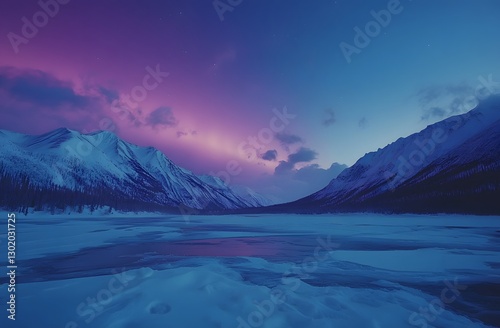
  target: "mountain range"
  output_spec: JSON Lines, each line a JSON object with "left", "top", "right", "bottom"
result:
{"left": 0, "top": 128, "right": 270, "bottom": 213}
{"left": 278, "top": 96, "right": 500, "bottom": 215}
{"left": 1, "top": 96, "right": 499, "bottom": 215}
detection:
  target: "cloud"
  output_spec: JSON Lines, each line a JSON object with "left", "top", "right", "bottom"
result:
{"left": 0, "top": 66, "right": 90, "bottom": 109}
{"left": 243, "top": 162, "right": 348, "bottom": 204}
{"left": 445, "top": 84, "right": 474, "bottom": 95}
{"left": 449, "top": 96, "right": 478, "bottom": 114}
{"left": 295, "top": 163, "right": 347, "bottom": 187}
{"left": 322, "top": 108, "right": 336, "bottom": 126}
{"left": 146, "top": 106, "right": 178, "bottom": 128}
{"left": 417, "top": 86, "right": 446, "bottom": 108}
{"left": 0, "top": 66, "right": 183, "bottom": 136}
{"left": 358, "top": 117, "right": 368, "bottom": 128}
{"left": 274, "top": 160, "right": 295, "bottom": 174}
{"left": 416, "top": 83, "right": 477, "bottom": 121}
{"left": 176, "top": 130, "right": 197, "bottom": 138}
{"left": 108, "top": 99, "right": 142, "bottom": 126}
{"left": 275, "top": 147, "right": 317, "bottom": 175}
{"left": 275, "top": 132, "right": 302, "bottom": 145}
{"left": 176, "top": 131, "right": 188, "bottom": 138}
{"left": 261, "top": 149, "right": 278, "bottom": 161}
{"left": 421, "top": 107, "right": 447, "bottom": 120}
{"left": 0, "top": 66, "right": 128, "bottom": 134}
{"left": 98, "top": 87, "right": 119, "bottom": 103}
{"left": 288, "top": 147, "right": 317, "bottom": 163}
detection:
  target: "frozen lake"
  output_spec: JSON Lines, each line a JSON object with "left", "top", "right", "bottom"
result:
{"left": 1, "top": 213, "right": 499, "bottom": 327}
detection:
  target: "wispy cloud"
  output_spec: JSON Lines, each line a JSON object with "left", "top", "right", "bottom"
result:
{"left": 358, "top": 117, "right": 368, "bottom": 128}
{"left": 177, "top": 131, "right": 188, "bottom": 138}
{"left": 0, "top": 66, "right": 181, "bottom": 135}
{"left": 176, "top": 129, "right": 197, "bottom": 138}
{"left": 0, "top": 66, "right": 91, "bottom": 109}
{"left": 416, "top": 83, "right": 477, "bottom": 121}
{"left": 421, "top": 107, "right": 447, "bottom": 120}
{"left": 275, "top": 132, "right": 302, "bottom": 145}
{"left": 146, "top": 106, "right": 178, "bottom": 128}
{"left": 322, "top": 107, "right": 336, "bottom": 127}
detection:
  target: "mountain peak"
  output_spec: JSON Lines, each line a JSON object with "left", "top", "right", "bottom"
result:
{"left": 0, "top": 128, "right": 269, "bottom": 211}
{"left": 289, "top": 96, "right": 500, "bottom": 214}
{"left": 472, "top": 94, "right": 500, "bottom": 118}
{"left": 53, "top": 127, "right": 73, "bottom": 133}
{"left": 43, "top": 127, "right": 75, "bottom": 138}
{"left": 85, "top": 130, "right": 118, "bottom": 139}
{"left": 25, "top": 127, "right": 76, "bottom": 149}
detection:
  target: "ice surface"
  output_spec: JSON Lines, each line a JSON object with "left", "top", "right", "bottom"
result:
{"left": 0, "top": 213, "right": 499, "bottom": 327}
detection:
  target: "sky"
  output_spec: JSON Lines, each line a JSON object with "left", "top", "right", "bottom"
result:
{"left": 0, "top": 0, "right": 499, "bottom": 203}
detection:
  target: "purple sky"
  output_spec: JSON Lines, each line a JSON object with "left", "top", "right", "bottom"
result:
{"left": 1, "top": 0, "right": 499, "bottom": 202}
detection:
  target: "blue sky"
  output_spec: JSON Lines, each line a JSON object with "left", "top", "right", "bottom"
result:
{"left": 0, "top": 0, "right": 499, "bottom": 201}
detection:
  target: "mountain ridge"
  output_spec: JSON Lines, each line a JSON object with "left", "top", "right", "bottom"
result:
{"left": 247, "top": 96, "right": 500, "bottom": 215}
{"left": 0, "top": 128, "right": 269, "bottom": 213}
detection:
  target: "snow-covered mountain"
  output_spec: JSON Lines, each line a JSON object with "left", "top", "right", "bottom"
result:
{"left": 286, "top": 96, "right": 500, "bottom": 214}
{"left": 0, "top": 128, "right": 269, "bottom": 212}
{"left": 228, "top": 184, "right": 274, "bottom": 207}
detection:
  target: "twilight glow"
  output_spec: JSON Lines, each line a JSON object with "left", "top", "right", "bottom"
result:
{"left": 1, "top": 0, "right": 499, "bottom": 202}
